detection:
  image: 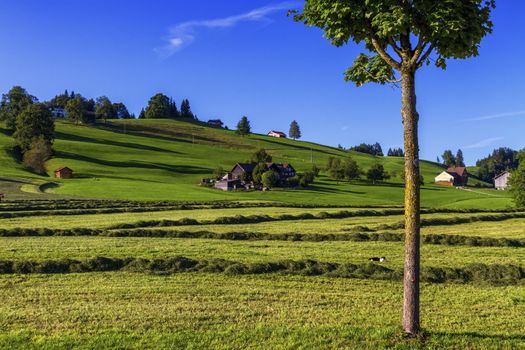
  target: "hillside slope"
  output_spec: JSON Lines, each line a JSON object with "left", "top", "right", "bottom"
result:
{"left": 0, "top": 119, "right": 512, "bottom": 207}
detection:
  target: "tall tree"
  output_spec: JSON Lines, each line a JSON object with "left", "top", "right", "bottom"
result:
{"left": 112, "top": 103, "right": 131, "bottom": 119}
{"left": 366, "top": 163, "right": 390, "bottom": 184}
{"left": 65, "top": 95, "right": 89, "bottom": 124}
{"left": 343, "top": 157, "right": 361, "bottom": 180}
{"left": 293, "top": 0, "right": 495, "bottom": 335}
{"left": 0, "top": 86, "right": 37, "bottom": 131}
{"left": 48, "top": 90, "right": 72, "bottom": 108}
{"left": 456, "top": 149, "right": 466, "bottom": 167}
{"left": 442, "top": 150, "right": 456, "bottom": 168}
{"left": 251, "top": 149, "right": 272, "bottom": 163}
{"left": 289, "top": 120, "right": 301, "bottom": 140}
{"left": 144, "top": 93, "right": 178, "bottom": 119}
{"left": 13, "top": 103, "right": 55, "bottom": 153}
{"left": 95, "top": 96, "right": 115, "bottom": 122}
{"left": 236, "top": 116, "right": 251, "bottom": 136}
{"left": 180, "top": 99, "right": 195, "bottom": 119}
{"left": 510, "top": 150, "right": 525, "bottom": 208}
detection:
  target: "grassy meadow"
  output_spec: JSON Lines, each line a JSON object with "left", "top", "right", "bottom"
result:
{"left": 0, "top": 119, "right": 512, "bottom": 207}
{"left": 0, "top": 200, "right": 524, "bottom": 349}
{"left": 0, "top": 120, "right": 522, "bottom": 348}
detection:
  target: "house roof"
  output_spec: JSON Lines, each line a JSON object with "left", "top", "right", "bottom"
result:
{"left": 435, "top": 171, "right": 454, "bottom": 181}
{"left": 268, "top": 130, "right": 286, "bottom": 136}
{"left": 55, "top": 167, "right": 72, "bottom": 172}
{"left": 494, "top": 171, "right": 511, "bottom": 180}
{"left": 446, "top": 167, "right": 467, "bottom": 176}
{"left": 233, "top": 163, "right": 256, "bottom": 173}
{"left": 208, "top": 119, "right": 223, "bottom": 124}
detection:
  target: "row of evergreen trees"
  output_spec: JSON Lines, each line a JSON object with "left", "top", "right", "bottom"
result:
{"left": 439, "top": 149, "right": 466, "bottom": 168}
{"left": 138, "top": 94, "right": 196, "bottom": 120}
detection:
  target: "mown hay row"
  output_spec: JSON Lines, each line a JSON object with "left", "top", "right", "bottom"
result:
{"left": 2, "top": 227, "right": 525, "bottom": 248}
{"left": 0, "top": 256, "right": 523, "bottom": 285}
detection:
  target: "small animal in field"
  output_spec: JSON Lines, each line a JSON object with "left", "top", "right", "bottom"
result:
{"left": 368, "top": 257, "right": 386, "bottom": 262}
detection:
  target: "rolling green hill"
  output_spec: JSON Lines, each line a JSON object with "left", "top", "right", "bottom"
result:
{"left": 0, "top": 119, "right": 512, "bottom": 207}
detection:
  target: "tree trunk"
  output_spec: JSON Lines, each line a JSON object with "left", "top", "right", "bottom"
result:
{"left": 401, "top": 67, "right": 421, "bottom": 335}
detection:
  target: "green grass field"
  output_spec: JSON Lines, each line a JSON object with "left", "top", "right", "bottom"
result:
{"left": 0, "top": 119, "right": 512, "bottom": 207}
{"left": 0, "top": 120, "right": 522, "bottom": 348}
{"left": 1, "top": 202, "right": 525, "bottom": 349}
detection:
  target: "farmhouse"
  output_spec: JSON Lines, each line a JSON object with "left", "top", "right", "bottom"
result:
{"left": 267, "top": 162, "right": 296, "bottom": 183}
{"left": 214, "top": 162, "right": 296, "bottom": 191}
{"left": 494, "top": 171, "right": 511, "bottom": 190}
{"left": 54, "top": 167, "right": 74, "bottom": 179}
{"left": 231, "top": 163, "right": 257, "bottom": 180}
{"left": 434, "top": 167, "right": 469, "bottom": 187}
{"left": 207, "top": 119, "right": 224, "bottom": 128}
{"left": 268, "top": 130, "right": 286, "bottom": 138}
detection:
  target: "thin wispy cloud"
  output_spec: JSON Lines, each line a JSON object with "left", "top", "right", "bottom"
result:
{"left": 463, "top": 137, "right": 504, "bottom": 149}
{"left": 341, "top": 125, "right": 349, "bottom": 131}
{"left": 157, "top": 2, "right": 298, "bottom": 57}
{"left": 461, "top": 110, "right": 525, "bottom": 122}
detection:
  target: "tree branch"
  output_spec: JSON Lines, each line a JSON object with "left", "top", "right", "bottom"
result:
{"left": 388, "top": 37, "right": 404, "bottom": 59}
{"left": 370, "top": 37, "right": 402, "bottom": 71}
{"left": 416, "top": 44, "right": 435, "bottom": 68}
{"left": 410, "top": 37, "right": 427, "bottom": 66}
{"left": 363, "top": 69, "right": 402, "bottom": 84}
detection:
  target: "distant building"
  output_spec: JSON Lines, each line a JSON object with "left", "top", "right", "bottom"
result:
{"left": 494, "top": 171, "right": 511, "bottom": 190}
{"left": 230, "top": 163, "right": 256, "bottom": 180}
{"left": 267, "top": 163, "right": 296, "bottom": 183}
{"left": 268, "top": 130, "right": 286, "bottom": 138}
{"left": 207, "top": 119, "right": 224, "bottom": 128}
{"left": 50, "top": 107, "right": 67, "bottom": 118}
{"left": 54, "top": 167, "right": 74, "bottom": 179}
{"left": 434, "top": 167, "right": 469, "bottom": 187}
{"left": 214, "top": 162, "right": 296, "bottom": 191}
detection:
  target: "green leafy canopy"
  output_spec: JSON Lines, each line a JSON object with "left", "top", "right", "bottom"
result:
{"left": 292, "top": 0, "right": 495, "bottom": 85}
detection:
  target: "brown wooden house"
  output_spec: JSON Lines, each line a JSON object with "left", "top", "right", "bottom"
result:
{"left": 54, "top": 167, "right": 73, "bottom": 179}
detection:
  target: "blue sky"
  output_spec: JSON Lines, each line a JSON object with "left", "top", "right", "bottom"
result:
{"left": 0, "top": 1, "right": 523, "bottom": 165}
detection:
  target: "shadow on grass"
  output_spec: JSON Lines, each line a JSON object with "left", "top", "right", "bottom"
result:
{"left": 55, "top": 131, "right": 181, "bottom": 155}
{"left": 55, "top": 151, "right": 211, "bottom": 175}
{"left": 98, "top": 123, "right": 237, "bottom": 148}
{"left": 260, "top": 138, "right": 344, "bottom": 158}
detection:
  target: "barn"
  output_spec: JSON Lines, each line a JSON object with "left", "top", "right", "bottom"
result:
{"left": 494, "top": 171, "right": 511, "bottom": 190}
{"left": 54, "top": 167, "right": 74, "bottom": 179}
{"left": 435, "top": 167, "right": 469, "bottom": 187}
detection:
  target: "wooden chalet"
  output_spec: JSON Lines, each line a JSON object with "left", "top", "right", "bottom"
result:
{"left": 54, "top": 167, "right": 74, "bottom": 179}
